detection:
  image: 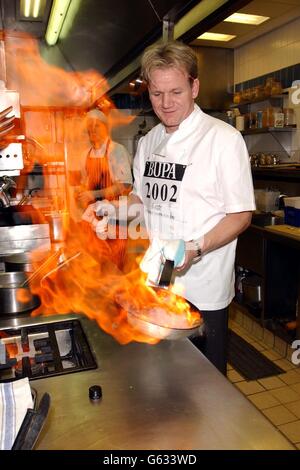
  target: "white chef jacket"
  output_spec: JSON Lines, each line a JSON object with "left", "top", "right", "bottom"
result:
{"left": 132, "top": 104, "right": 255, "bottom": 310}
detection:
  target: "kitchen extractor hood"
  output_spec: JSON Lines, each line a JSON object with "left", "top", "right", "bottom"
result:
{"left": 193, "top": 45, "right": 233, "bottom": 112}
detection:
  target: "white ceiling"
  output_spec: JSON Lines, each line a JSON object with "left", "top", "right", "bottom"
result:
{"left": 190, "top": 0, "right": 300, "bottom": 48}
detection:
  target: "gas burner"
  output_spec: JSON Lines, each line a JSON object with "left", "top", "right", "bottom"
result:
{"left": 0, "top": 319, "right": 97, "bottom": 381}
{"left": 14, "top": 357, "right": 47, "bottom": 379}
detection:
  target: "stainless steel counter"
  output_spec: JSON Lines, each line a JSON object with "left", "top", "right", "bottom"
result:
{"left": 1, "top": 314, "right": 295, "bottom": 450}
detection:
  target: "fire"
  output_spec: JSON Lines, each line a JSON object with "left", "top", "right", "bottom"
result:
{"left": 0, "top": 332, "right": 18, "bottom": 359}
{"left": 16, "top": 288, "right": 32, "bottom": 303}
{"left": 2, "top": 30, "right": 201, "bottom": 344}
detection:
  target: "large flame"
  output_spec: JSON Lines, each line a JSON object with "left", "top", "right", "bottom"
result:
{"left": 2, "top": 30, "right": 201, "bottom": 344}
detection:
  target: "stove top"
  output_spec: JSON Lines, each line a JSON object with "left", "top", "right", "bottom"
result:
{"left": 0, "top": 319, "right": 97, "bottom": 381}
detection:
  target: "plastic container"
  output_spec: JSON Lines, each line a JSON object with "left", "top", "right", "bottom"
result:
{"left": 235, "top": 115, "right": 245, "bottom": 131}
{"left": 283, "top": 197, "right": 300, "bottom": 227}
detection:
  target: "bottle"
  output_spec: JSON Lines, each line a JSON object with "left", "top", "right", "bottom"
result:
{"left": 226, "top": 110, "right": 234, "bottom": 126}
{"left": 256, "top": 110, "right": 263, "bottom": 128}
{"left": 283, "top": 108, "right": 294, "bottom": 127}
{"left": 274, "top": 110, "right": 284, "bottom": 128}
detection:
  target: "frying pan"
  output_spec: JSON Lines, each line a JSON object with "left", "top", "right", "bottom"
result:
{"left": 127, "top": 310, "right": 202, "bottom": 340}
{"left": 117, "top": 286, "right": 203, "bottom": 340}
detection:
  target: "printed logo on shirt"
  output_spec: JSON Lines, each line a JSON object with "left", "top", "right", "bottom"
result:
{"left": 143, "top": 161, "right": 186, "bottom": 181}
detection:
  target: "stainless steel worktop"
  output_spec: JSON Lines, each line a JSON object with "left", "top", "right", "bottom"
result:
{"left": 1, "top": 313, "right": 295, "bottom": 450}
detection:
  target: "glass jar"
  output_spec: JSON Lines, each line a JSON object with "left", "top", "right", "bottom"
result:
{"left": 264, "top": 107, "right": 274, "bottom": 127}
{"left": 271, "top": 80, "right": 282, "bottom": 96}
{"left": 274, "top": 111, "right": 284, "bottom": 128}
{"left": 233, "top": 91, "right": 241, "bottom": 104}
{"left": 256, "top": 110, "right": 263, "bottom": 128}
{"left": 253, "top": 85, "right": 265, "bottom": 101}
{"left": 264, "top": 77, "right": 275, "bottom": 97}
{"left": 249, "top": 111, "right": 257, "bottom": 129}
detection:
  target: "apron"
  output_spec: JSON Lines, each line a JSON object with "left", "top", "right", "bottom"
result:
{"left": 85, "top": 139, "right": 112, "bottom": 195}
{"left": 85, "top": 139, "right": 127, "bottom": 269}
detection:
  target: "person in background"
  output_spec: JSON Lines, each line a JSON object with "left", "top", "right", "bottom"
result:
{"left": 78, "top": 109, "right": 133, "bottom": 270}
{"left": 76, "top": 109, "right": 132, "bottom": 209}
{"left": 83, "top": 41, "right": 255, "bottom": 375}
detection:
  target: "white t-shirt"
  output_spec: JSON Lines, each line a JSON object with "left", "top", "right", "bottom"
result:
{"left": 132, "top": 104, "right": 255, "bottom": 310}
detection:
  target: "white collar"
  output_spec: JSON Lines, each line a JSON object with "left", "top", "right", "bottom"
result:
{"left": 161, "top": 104, "right": 203, "bottom": 137}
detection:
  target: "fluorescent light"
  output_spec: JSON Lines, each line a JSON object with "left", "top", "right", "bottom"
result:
{"left": 224, "top": 13, "right": 270, "bottom": 25}
{"left": 22, "top": 0, "right": 31, "bottom": 17}
{"left": 32, "top": 0, "right": 41, "bottom": 18}
{"left": 20, "top": 0, "right": 46, "bottom": 19}
{"left": 45, "top": 0, "right": 71, "bottom": 46}
{"left": 197, "top": 32, "right": 236, "bottom": 41}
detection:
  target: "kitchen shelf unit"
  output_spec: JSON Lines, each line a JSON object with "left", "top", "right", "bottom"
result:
{"left": 230, "top": 90, "right": 289, "bottom": 109}
{"left": 241, "top": 126, "right": 297, "bottom": 135}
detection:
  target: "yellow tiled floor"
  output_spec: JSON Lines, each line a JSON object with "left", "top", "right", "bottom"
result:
{"left": 228, "top": 307, "right": 300, "bottom": 448}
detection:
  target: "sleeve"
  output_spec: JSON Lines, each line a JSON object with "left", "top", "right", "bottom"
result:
{"left": 109, "top": 143, "right": 133, "bottom": 184}
{"left": 216, "top": 131, "right": 256, "bottom": 213}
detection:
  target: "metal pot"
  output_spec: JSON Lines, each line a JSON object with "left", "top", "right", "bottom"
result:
{"left": 0, "top": 271, "right": 40, "bottom": 314}
{"left": 242, "top": 275, "right": 262, "bottom": 306}
{"left": 4, "top": 251, "right": 50, "bottom": 272}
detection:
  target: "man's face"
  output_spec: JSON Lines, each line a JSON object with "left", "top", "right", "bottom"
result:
{"left": 148, "top": 67, "right": 199, "bottom": 133}
{"left": 87, "top": 119, "right": 108, "bottom": 149}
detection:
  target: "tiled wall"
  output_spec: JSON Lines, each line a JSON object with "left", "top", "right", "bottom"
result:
{"left": 234, "top": 16, "right": 300, "bottom": 86}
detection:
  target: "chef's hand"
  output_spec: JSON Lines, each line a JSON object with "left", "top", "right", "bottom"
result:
{"left": 175, "top": 244, "right": 196, "bottom": 272}
{"left": 175, "top": 237, "right": 204, "bottom": 272}
{"left": 162, "top": 240, "right": 186, "bottom": 270}
{"left": 81, "top": 199, "right": 114, "bottom": 233}
{"left": 76, "top": 190, "right": 94, "bottom": 207}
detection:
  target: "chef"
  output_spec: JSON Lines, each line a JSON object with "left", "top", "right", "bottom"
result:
{"left": 83, "top": 41, "right": 255, "bottom": 374}
{"left": 76, "top": 109, "right": 132, "bottom": 209}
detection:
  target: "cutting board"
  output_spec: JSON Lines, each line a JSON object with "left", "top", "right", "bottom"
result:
{"left": 260, "top": 163, "right": 300, "bottom": 169}
{"left": 265, "top": 224, "right": 300, "bottom": 239}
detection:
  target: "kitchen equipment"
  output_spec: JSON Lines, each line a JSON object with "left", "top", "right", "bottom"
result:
{"left": 45, "top": 212, "right": 67, "bottom": 243}
{"left": 12, "top": 392, "right": 50, "bottom": 450}
{"left": 254, "top": 189, "right": 280, "bottom": 212}
{"left": 0, "top": 319, "right": 97, "bottom": 381}
{"left": 0, "top": 222, "right": 51, "bottom": 256}
{"left": 0, "top": 271, "right": 40, "bottom": 314}
{"left": 0, "top": 90, "right": 23, "bottom": 177}
{"left": 127, "top": 309, "right": 202, "bottom": 340}
{"left": 117, "top": 287, "right": 203, "bottom": 340}
{"left": 140, "top": 239, "right": 185, "bottom": 288}
{"left": 3, "top": 251, "right": 50, "bottom": 273}
{"left": 0, "top": 175, "right": 16, "bottom": 208}
{"left": 242, "top": 275, "right": 262, "bottom": 306}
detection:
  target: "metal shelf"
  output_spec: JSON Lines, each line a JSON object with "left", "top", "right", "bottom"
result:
{"left": 242, "top": 126, "right": 297, "bottom": 135}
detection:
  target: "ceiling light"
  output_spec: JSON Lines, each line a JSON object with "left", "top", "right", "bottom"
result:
{"left": 197, "top": 32, "right": 236, "bottom": 42}
{"left": 224, "top": 13, "right": 270, "bottom": 25}
{"left": 20, "top": 0, "right": 47, "bottom": 20}
{"left": 45, "top": 0, "right": 72, "bottom": 46}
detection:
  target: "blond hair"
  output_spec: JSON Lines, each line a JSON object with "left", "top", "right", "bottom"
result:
{"left": 141, "top": 41, "right": 198, "bottom": 83}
